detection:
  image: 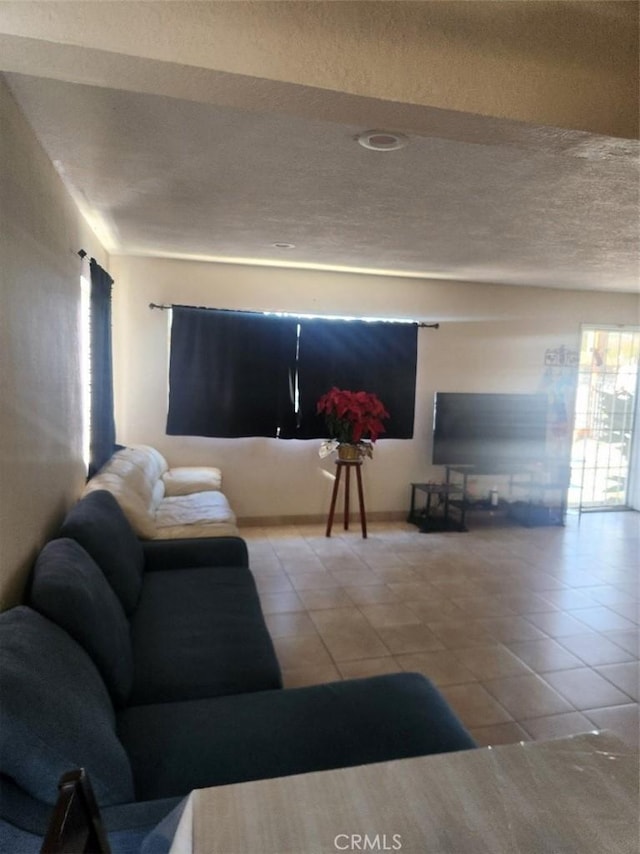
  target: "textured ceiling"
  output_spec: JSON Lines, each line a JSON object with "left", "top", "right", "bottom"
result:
{"left": 2, "top": 1, "right": 639, "bottom": 293}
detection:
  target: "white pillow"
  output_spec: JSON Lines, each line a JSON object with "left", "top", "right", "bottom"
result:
{"left": 162, "top": 467, "right": 222, "bottom": 497}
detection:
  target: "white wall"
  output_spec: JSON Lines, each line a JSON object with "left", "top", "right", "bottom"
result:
{"left": 111, "top": 255, "right": 639, "bottom": 522}
{"left": 0, "top": 78, "right": 108, "bottom": 607}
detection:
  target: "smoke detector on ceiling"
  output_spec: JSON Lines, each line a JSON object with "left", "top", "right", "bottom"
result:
{"left": 356, "top": 130, "right": 408, "bottom": 151}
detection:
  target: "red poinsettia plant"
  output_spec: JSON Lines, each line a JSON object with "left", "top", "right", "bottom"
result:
{"left": 317, "top": 388, "right": 390, "bottom": 447}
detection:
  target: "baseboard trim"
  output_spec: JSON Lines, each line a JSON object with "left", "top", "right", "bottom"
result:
{"left": 237, "top": 510, "right": 407, "bottom": 528}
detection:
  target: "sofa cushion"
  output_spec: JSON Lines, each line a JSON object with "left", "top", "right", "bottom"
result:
{"left": 118, "top": 673, "right": 476, "bottom": 801}
{"left": 141, "top": 537, "right": 249, "bottom": 572}
{"left": 153, "top": 491, "right": 235, "bottom": 534}
{"left": 0, "top": 773, "right": 181, "bottom": 843}
{"left": 0, "top": 607, "right": 134, "bottom": 807}
{"left": 129, "top": 566, "right": 282, "bottom": 705}
{"left": 150, "top": 479, "right": 165, "bottom": 511}
{"left": 82, "top": 446, "right": 169, "bottom": 539}
{"left": 84, "top": 472, "right": 157, "bottom": 540}
{"left": 152, "top": 518, "right": 239, "bottom": 539}
{"left": 0, "top": 820, "right": 42, "bottom": 854}
{"left": 162, "top": 467, "right": 222, "bottom": 496}
{"left": 29, "top": 539, "right": 134, "bottom": 707}
{"left": 58, "top": 490, "right": 144, "bottom": 614}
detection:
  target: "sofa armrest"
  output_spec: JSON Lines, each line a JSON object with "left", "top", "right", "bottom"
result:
{"left": 141, "top": 537, "right": 249, "bottom": 571}
{"left": 102, "top": 796, "right": 184, "bottom": 832}
{"left": 118, "top": 673, "right": 477, "bottom": 802}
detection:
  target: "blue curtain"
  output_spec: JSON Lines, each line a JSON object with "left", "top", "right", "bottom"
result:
{"left": 88, "top": 259, "right": 116, "bottom": 477}
{"left": 287, "top": 318, "right": 417, "bottom": 440}
{"left": 166, "top": 307, "right": 298, "bottom": 437}
{"left": 166, "top": 308, "right": 417, "bottom": 440}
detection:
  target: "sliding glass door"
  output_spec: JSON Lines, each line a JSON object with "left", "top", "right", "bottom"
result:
{"left": 569, "top": 326, "right": 639, "bottom": 510}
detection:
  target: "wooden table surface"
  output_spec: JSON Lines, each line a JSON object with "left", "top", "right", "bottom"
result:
{"left": 169, "top": 730, "right": 638, "bottom": 854}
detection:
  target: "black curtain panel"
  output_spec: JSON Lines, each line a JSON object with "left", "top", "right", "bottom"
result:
{"left": 88, "top": 259, "right": 116, "bottom": 477}
{"left": 166, "top": 307, "right": 298, "bottom": 438}
{"left": 289, "top": 318, "right": 418, "bottom": 439}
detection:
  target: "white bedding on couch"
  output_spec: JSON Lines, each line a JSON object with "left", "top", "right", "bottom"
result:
{"left": 83, "top": 445, "right": 238, "bottom": 539}
{"left": 162, "top": 466, "right": 222, "bottom": 496}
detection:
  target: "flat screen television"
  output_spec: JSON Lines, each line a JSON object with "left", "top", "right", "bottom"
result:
{"left": 432, "top": 392, "right": 548, "bottom": 470}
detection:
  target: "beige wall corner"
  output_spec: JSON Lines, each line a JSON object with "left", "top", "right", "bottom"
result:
{"left": 0, "top": 78, "right": 107, "bottom": 607}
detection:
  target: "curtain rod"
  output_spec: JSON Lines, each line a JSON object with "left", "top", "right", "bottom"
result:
{"left": 77, "top": 249, "right": 99, "bottom": 264}
{"left": 148, "top": 303, "right": 438, "bottom": 328}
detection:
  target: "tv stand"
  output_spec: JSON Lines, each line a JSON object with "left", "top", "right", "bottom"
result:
{"left": 444, "top": 463, "right": 567, "bottom": 529}
{"left": 408, "top": 482, "right": 467, "bottom": 533}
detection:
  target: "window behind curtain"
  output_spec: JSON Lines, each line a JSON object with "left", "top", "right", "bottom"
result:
{"left": 287, "top": 318, "right": 418, "bottom": 440}
{"left": 166, "top": 307, "right": 299, "bottom": 437}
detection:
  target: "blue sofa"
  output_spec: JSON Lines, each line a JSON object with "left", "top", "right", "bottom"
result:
{"left": 0, "top": 491, "right": 476, "bottom": 852}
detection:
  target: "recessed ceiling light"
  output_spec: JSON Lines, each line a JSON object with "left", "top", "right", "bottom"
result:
{"left": 356, "top": 130, "right": 408, "bottom": 151}
{"left": 272, "top": 242, "right": 296, "bottom": 249}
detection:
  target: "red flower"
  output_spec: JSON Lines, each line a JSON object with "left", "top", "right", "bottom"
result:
{"left": 317, "top": 388, "right": 390, "bottom": 444}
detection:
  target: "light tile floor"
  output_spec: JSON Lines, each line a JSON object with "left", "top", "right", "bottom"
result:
{"left": 241, "top": 510, "right": 639, "bottom": 751}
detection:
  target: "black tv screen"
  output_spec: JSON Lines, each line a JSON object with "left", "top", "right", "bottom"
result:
{"left": 432, "top": 392, "right": 548, "bottom": 469}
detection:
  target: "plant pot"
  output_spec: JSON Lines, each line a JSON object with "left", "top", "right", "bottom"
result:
{"left": 337, "top": 444, "right": 360, "bottom": 461}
